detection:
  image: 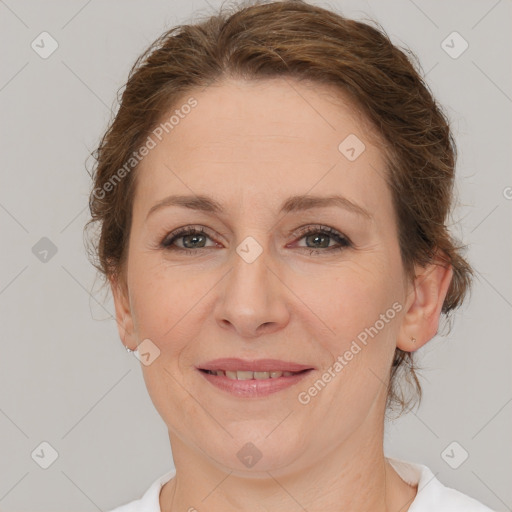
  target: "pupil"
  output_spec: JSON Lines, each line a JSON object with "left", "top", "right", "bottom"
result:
{"left": 184, "top": 234, "right": 205, "bottom": 248}
{"left": 307, "top": 234, "right": 329, "bottom": 248}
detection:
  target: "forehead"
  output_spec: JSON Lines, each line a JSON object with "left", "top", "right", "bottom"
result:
{"left": 133, "top": 77, "right": 390, "bottom": 217}
{"left": 163, "top": 77, "right": 381, "bottom": 157}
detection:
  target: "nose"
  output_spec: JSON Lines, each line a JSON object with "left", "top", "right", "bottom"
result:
{"left": 214, "top": 244, "right": 290, "bottom": 338}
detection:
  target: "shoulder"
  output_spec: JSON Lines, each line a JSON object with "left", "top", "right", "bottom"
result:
{"left": 106, "top": 469, "right": 176, "bottom": 512}
{"left": 387, "top": 457, "right": 496, "bottom": 512}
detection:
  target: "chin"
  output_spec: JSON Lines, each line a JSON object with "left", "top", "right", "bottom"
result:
{"left": 200, "top": 428, "right": 308, "bottom": 475}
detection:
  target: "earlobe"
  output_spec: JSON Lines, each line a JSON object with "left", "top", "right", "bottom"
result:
{"left": 109, "top": 273, "right": 137, "bottom": 351}
{"left": 397, "top": 256, "right": 454, "bottom": 352}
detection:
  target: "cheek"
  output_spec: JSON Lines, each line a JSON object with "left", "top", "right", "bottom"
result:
{"left": 310, "top": 262, "right": 398, "bottom": 337}
{"left": 302, "top": 260, "right": 403, "bottom": 397}
{"left": 129, "top": 263, "right": 205, "bottom": 422}
{"left": 298, "top": 267, "right": 401, "bottom": 421}
{"left": 126, "top": 257, "right": 201, "bottom": 346}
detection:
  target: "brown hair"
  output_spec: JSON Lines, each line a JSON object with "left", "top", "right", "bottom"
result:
{"left": 85, "top": 0, "right": 473, "bottom": 417}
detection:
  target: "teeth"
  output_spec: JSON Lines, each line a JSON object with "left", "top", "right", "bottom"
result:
{"left": 236, "top": 370, "right": 253, "bottom": 381}
{"left": 206, "top": 369, "right": 301, "bottom": 380}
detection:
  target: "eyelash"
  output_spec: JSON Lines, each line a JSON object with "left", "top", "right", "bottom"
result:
{"left": 160, "top": 224, "right": 352, "bottom": 256}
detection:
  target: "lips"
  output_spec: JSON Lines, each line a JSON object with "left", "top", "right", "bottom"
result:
{"left": 197, "top": 358, "right": 314, "bottom": 397}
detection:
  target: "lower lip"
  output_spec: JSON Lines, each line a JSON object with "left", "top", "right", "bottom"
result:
{"left": 197, "top": 369, "right": 313, "bottom": 398}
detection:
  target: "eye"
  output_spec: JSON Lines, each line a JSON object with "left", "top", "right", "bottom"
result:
{"left": 160, "top": 224, "right": 352, "bottom": 255}
{"left": 292, "top": 224, "right": 352, "bottom": 255}
{"left": 160, "top": 226, "right": 217, "bottom": 254}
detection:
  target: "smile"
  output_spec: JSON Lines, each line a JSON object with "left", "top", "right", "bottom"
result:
{"left": 197, "top": 367, "right": 314, "bottom": 398}
{"left": 201, "top": 369, "right": 308, "bottom": 380}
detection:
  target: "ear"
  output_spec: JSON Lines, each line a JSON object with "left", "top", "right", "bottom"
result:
{"left": 109, "top": 272, "right": 137, "bottom": 351}
{"left": 397, "top": 253, "right": 454, "bottom": 352}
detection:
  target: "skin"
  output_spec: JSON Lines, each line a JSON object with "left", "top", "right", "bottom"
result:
{"left": 110, "top": 77, "right": 453, "bottom": 511}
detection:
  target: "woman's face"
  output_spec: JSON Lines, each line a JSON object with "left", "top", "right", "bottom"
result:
{"left": 112, "top": 78, "right": 417, "bottom": 474}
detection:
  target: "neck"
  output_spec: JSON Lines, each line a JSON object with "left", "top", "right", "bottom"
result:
{"left": 160, "top": 415, "right": 417, "bottom": 512}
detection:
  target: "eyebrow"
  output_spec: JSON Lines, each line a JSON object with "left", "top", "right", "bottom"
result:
{"left": 146, "top": 193, "right": 373, "bottom": 221}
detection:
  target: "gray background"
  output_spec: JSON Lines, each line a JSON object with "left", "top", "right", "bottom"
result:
{"left": 0, "top": 0, "right": 510, "bottom": 510}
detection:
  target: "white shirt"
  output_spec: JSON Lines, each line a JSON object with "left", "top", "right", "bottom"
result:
{"left": 107, "top": 457, "right": 495, "bottom": 511}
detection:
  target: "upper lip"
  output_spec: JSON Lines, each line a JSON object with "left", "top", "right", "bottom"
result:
{"left": 197, "top": 358, "right": 315, "bottom": 372}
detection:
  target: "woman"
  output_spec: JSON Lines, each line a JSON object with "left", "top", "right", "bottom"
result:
{"left": 86, "top": 1, "right": 494, "bottom": 510}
